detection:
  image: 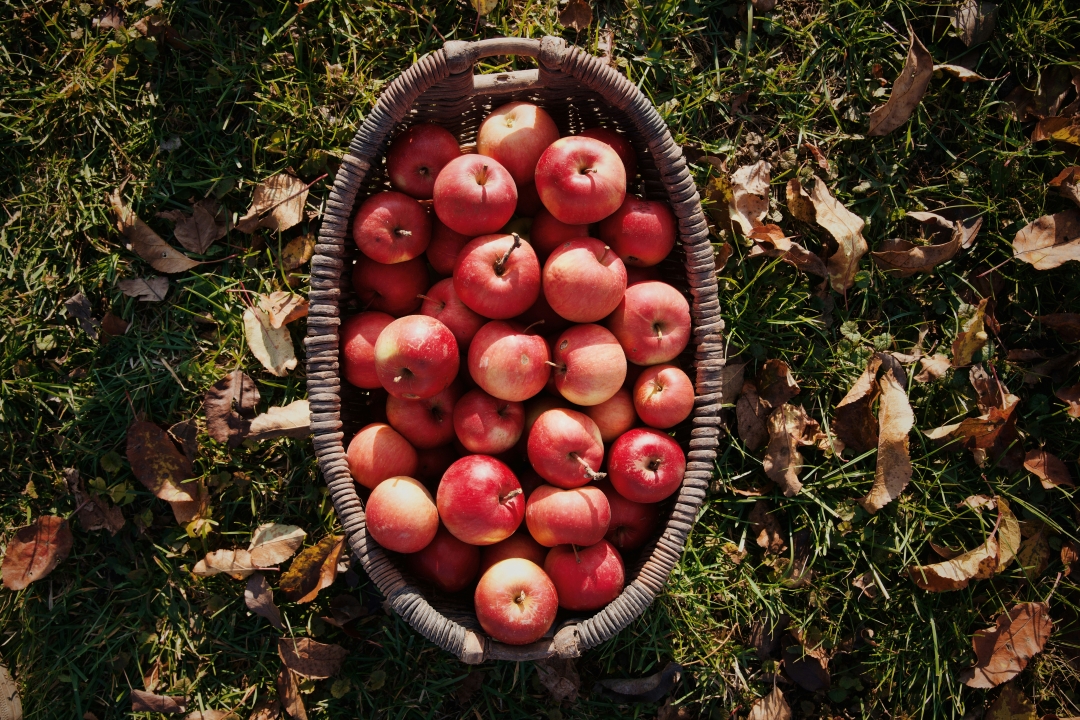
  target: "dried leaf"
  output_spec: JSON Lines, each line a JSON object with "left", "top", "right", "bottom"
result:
{"left": 1, "top": 516, "right": 73, "bottom": 590}
{"left": 131, "top": 690, "right": 188, "bottom": 713}
{"left": 237, "top": 175, "right": 308, "bottom": 233}
{"left": 277, "top": 638, "right": 347, "bottom": 680}
{"left": 748, "top": 225, "right": 828, "bottom": 277}
{"left": 248, "top": 696, "right": 281, "bottom": 720}
{"left": 951, "top": 0, "right": 998, "bottom": 46}
{"left": 934, "top": 64, "right": 992, "bottom": 82}
{"left": 873, "top": 221, "right": 965, "bottom": 276}
{"left": 852, "top": 571, "right": 879, "bottom": 599}
{"left": 748, "top": 499, "right": 787, "bottom": 555}
{"left": 960, "top": 602, "right": 1052, "bottom": 688}
{"left": 65, "top": 293, "right": 100, "bottom": 340}
{"left": 249, "top": 524, "right": 307, "bottom": 567}
{"left": 193, "top": 549, "right": 257, "bottom": 580}
{"left": 126, "top": 421, "right": 197, "bottom": 503}
{"left": 906, "top": 211, "right": 983, "bottom": 249}
{"left": 868, "top": 29, "right": 934, "bottom": 137}
{"left": 985, "top": 683, "right": 1037, "bottom": 720}
{"left": 93, "top": 7, "right": 124, "bottom": 30}
{"left": 1033, "top": 116, "right": 1080, "bottom": 146}
{"left": 281, "top": 234, "right": 316, "bottom": 270}
{"left": 782, "top": 628, "right": 830, "bottom": 691}
{"left": 930, "top": 540, "right": 964, "bottom": 559}
{"left": 1056, "top": 383, "right": 1080, "bottom": 417}
{"left": 748, "top": 687, "right": 790, "bottom": 720}
{"left": 470, "top": 0, "right": 498, "bottom": 15}
{"left": 596, "top": 662, "right": 682, "bottom": 703}
{"left": 802, "top": 143, "right": 828, "bottom": 170}
{"left": 763, "top": 404, "right": 819, "bottom": 497}
{"left": 1017, "top": 523, "right": 1050, "bottom": 578}
{"left": 952, "top": 298, "right": 989, "bottom": 367}
{"left": 1013, "top": 209, "right": 1080, "bottom": 270}
{"left": 204, "top": 370, "right": 259, "bottom": 447}
{"left": 1040, "top": 313, "right": 1080, "bottom": 342}
{"left": 245, "top": 573, "right": 283, "bottom": 629}
{"left": 64, "top": 468, "right": 124, "bottom": 536}
{"left": 277, "top": 667, "right": 307, "bottom": 720}
{"left": 246, "top": 400, "right": 311, "bottom": 442}
{"left": 558, "top": 0, "right": 591, "bottom": 31}
{"left": 279, "top": 534, "right": 345, "bottom": 603}
{"left": 185, "top": 711, "right": 234, "bottom": 720}
{"left": 118, "top": 277, "right": 169, "bottom": 302}
{"left": 107, "top": 189, "right": 198, "bottom": 274}
{"left": 785, "top": 179, "right": 816, "bottom": 224}
{"left": 322, "top": 594, "right": 367, "bottom": 628}
{"left": 1049, "top": 166, "right": 1080, "bottom": 209}
{"left": 833, "top": 356, "right": 882, "bottom": 455}
{"left": 915, "top": 354, "right": 952, "bottom": 383}
{"left": 758, "top": 359, "right": 800, "bottom": 407}
{"left": 159, "top": 199, "right": 228, "bottom": 254}
{"left": 258, "top": 292, "right": 308, "bottom": 330}
{"left": 736, "top": 382, "right": 771, "bottom": 450}
{"left": 909, "top": 535, "right": 999, "bottom": 591}
{"left": 100, "top": 312, "right": 129, "bottom": 338}
{"left": 244, "top": 308, "right": 298, "bottom": 377}
{"left": 719, "top": 359, "right": 747, "bottom": 407}
{"left": 534, "top": 657, "right": 580, "bottom": 703}
{"left": 704, "top": 173, "right": 735, "bottom": 237}
{"left": 995, "top": 497, "right": 1021, "bottom": 573}
{"left": 1023, "top": 449, "right": 1075, "bottom": 489}
{"left": 597, "top": 27, "right": 615, "bottom": 66}
{"left": 1062, "top": 541, "right": 1079, "bottom": 577}
{"left": 808, "top": 176, "right": 867, "bottom": 294}
{"left": 858, "top": 369, "right": 914, "bottom": 514}
{"left": 729, "top": 161, "right": 771, "bottom": 235}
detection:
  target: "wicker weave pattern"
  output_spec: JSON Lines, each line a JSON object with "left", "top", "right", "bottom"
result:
{"left": 307, "top": 36, "right": 722, "bottom": 663}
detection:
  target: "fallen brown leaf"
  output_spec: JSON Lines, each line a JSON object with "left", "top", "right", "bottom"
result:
{"left": 906, "top": 210, "right": 983, "bottom": 249}
{"left": 93, "top": 6, "right": 124, "bottom": 30}
{"left": 1040, "top": 313, "right": 1080, "bottom": 342}
{"left": 915, "top": 353, "right": 952, "bottom": 383}
{"left": 281, "top": 234, "right": 316, "bottom": 271}
{"left": 65, "top": 293, "right": 100, "bottom": 340}
{"left": 107, "top": 189, "right": 198, "bottom": 274}
{"left": 237, "top": 175, "right": 308, "bottom": 234}
{"left": 534, "top": 657, "right": 580, "bottom": 703}
{"left": 596, "top": 662, "right": 682, "bottom": 703}
{"left": 322, "top": 594, "right": 367, "bottom": 628}
{"left": 1049, "top": 166, "right": 1080, "bottom": 210}
{"left": 748, "top": 499, "right": 787, "bottom": 555}
{"left": 193, "top": 549, "right": 257, "bottom": 580}
{"left": 704, "top": 172, "right": 735, "bottom": 238}
{"left": 245, "top": 572, "right": 283, "bottom": 629}
{"left": 729, "top": 161, "right": 771, "bottom": 235}
{"left": 184, "top": 711, "right": 234, "bottom": 720}
{"left": 277, "top": 667, "right": 307, "bottom": 720}
{"left": 763, "top": 404, "right": 821, "bottom": 497}
{"left": 131, "top": 689, "right": 189, "bottom": 713}
{"left": 782, "top": 627, "right": 830, "bottom": 691}
{"left": 118, "top": 277, "right": 169, "bottom": 302}
{"left": 1017, "top": 521, "right": 1050, "bottom": 578}
{"left": 852, "top": 571, "right": 879, "bottom": 599}
{"left": 803, "top": 143, "right": 829, "bottom": 170}
{"left": 833, "top": 356, "right": 882, "bottom": 455}
{"left": 908, "top": 496, "right": 1019, "bottom": 591}
{"left": 64, "top": 468, "right": 124, "bottom": 536}
{"left": 558, "top": 0, "right": 591, "bottom": 31}
{"left": 951, "top": 0, "right": 998, "bottom": 46}
{"left": 246, "top": 400, "right": 311, "bottom": 442}
{"left": 1023, "top": 449, "right": 1075, "bottom": 489}
{"left": 1013, "top": 209, "right": 1080, "bottom": 270}
{"left": 249, "top": 523, "right": 307, "bottom": 567}
{"left": 1056, "top": 383, "right": 1080, "bottom": 417}
{"left": 132, "top": 14, "right": 191, "bottom": 50}
{"left": 258, "top": 292, "right": 309, "bottom": 330}
{"left": 170, "top": 420, "right": 197, "bottom": 463}
{"left": 279, "top": 534, "right": 345, "bottom": 603}
{"left": 158, "top": 199, "right": 228, "bottom": 254}
{"left": 1033, "top": 116, "right": 1080, "bottom": 145}
{"left": 868, "top": 28, "right": 934, "bottom": 137}
{"left": 1, "top": 516, "right": 73, "bottom": 591}
{"left": 244, "top": 307, "right": 298, "bottom": 377}
{"left": 985, "top": 682, "right": 1037, "bottom": 720}
{"left": 277, "top": 638, "right": 347, "bottom": 680}
{"left": 204, "top": 370, "right": 260, "bottom": 448}
{"left": 785, "top": 178, "right": 816, "bottom": 224}
{"left": 247, "top": 696, "right": 281, "bottom": 720}
{"left": 952, "top": 298, "right": 989, "bottom": 367}
{"left": 858, "top": 368, "right": 914, "bottom": 514}
{"left": 960, "top": 602, "right": 1052, "bottom": 688}
{"left": 736, "top": 381, "right": 771, "bottom": 450}
{"left": 930, "top": 540, "right": 964, "bottom": 560}
{"left": 1062, "top": 541, "right": 1079, "bottom": 576}
{"left": 748, "top": 224, "right": 829, "bottom": 277}
{"left": 873, "top": 220, "right": 967, "bottom": 276}
{"left": 934, "top": 64, "right": 992, "bottom": 82}
{"left": 807, "top": 176, "right": 868, "bottom": 294}
{"left": 757, "top": 359, "right": 800, "bottom": 407}
{"left": 748, "top": 687, "right": 791, "bottom": 720}
{"left": 126, "top": 421, "right": 198, "bottom": 503}
{"left": 100, "top": 312, "right": 129, "bottom": 338}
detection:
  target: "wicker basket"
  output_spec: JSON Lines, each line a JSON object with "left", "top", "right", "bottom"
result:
{"left": 306, "top": 36, "right": 723, "bottom": 663}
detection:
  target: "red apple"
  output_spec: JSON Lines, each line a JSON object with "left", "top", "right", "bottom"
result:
{"left": 596, "top": 481, "right": 658, "bottom": 550}
{"left": 426, "top": 218, "right": 473, "bottom": 277}
{"left": 341, "top": 311, "right": 394, "bottom": 389}
{"left": 468, "top": 321, "right": 551, "bottom": 402}
{"left": 437, "top": 455, "right": 524, "bottom": 545}
{"left": 608, "top": 428, "right": 685, "bottom": 503}
{"left": 477, "top": 102, "right": 560, "bottom": 186}
{"left": 542, "top": 238, "right": 627, "bottom": 323}
{"left": 580, "top": 127, "right": 637, "bottom": 184}
{"left": 454, "top": 233, "right": 541, "bottom": 320}
{"left": 419, "top": 277, "right": 486, "bottom": 349}
{"left": 515, "top": 181, "right": 544, "bottom": 217}
{"left": 374, "top": 315, "right": 459, "bottom": 400}
{"left": 346, "top": 423, "right": 418, "bottom": 490}
{"left": 479, "top": 530, "right": 547, "bottom": 575}
{"left": 526, "top": 484, "right": 611, "bottom": 548}
{"left": 585, "top": 387, "right": 637, "bottom": 443}
{"left": 551, "top": 324, "right": 627, "bottom": 406}
{"left": 529, "top": 207, "right": 589, "bottom": 262}
{"left": 385, "top": 383, "right": 459, "bottom": 449}
{"left": 544, "top": 540, "right": 624, "bottom": 611}
{"left": 366, "top": 476, "right": 439, "bottom": 553}
{"left": 527, "top": 408, "right": 605, "bottom": 489}
{"left": 633, "top": 364, "right": 694, "bottom": 429}
{"left": 514, "top": 288, "right": 571, "bottom": 337}
{"left": 474, "top": 558, "right": 558, "bottom": 645}
{"left": 415, "top": 444, "right": 459, "bottom": 487}
{"left": 626, "top": 265, "right": 663, "bottom": 286}
{"left": 386, "top": 123, "right": 462, "bottom": 200}
{"left": 453, "top": 388, "right": 525, "bottom": 455}
{"left": 433, "top": 155, "right": 517, "bottom": 236}
{"left": 352, "top": 256, "right": 429, "bottom": 316}
{"left": 607, "top": 281, "right": 691, "bottom": 366}
{"left": 352, "top": 190, "right": 431, "bottom": 264}
{"left": 534, "top": 136, "right": 626, "bottom": 225}
{"left": 407, "top": 524, "right": 480, "bottom": 592}
{"left": 598, "top": 196, "right": 676, "bottom": 267}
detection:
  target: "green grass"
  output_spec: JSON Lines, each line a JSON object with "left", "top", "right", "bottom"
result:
{"left": 2, "top": 0, "right": 1080, "bottom": 717}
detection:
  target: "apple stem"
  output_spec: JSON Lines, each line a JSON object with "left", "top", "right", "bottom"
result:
{"left": 493, "top": 233, "right": 522, "bottom": 277}
{"left": 522, "top": 319, "right": 545, "bottom": 334}
{"left": 571, "top": 452, "right": 607, "bottom": 481}
{"left": 394, "top": 228, "right": 413, "bottom": 237}
{"left": 600, "top": 245, "right": 611, "bottom": 262}
{"left": 655, "top": 326, "right": 664, "bottom": 340}
{"left": 572, "top": 545, "right": 581, "bottom": 563}
{"left": 515, "top": 590, "right": 526, "bottom": 604}
{"left": 416, "top": 294, "right": 444, "bottom": 310}
{"left": 393, "top": 376, "right": 402, "bottom": 383}
{"left": 478, "top": 164, "right": 489, "bottom": 186}
{"left": 545, "top": 361, "right": 559, "bottom": 367}
{"left": 501, "top": 488, "right": 523, "bottom": 503}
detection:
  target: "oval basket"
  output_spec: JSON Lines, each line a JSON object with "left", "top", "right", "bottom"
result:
{"left": 306, "top": 35, "right": 723, "bottom": 663}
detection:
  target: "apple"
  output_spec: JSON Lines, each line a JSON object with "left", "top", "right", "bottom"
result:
{"left": 625, "top": 265, "right": 663, "bottom": 286}
{"left": 596, "top": 481, "right": 658, "bottom": 550}
{"left": 584, "top": 387, "right": 637, "bottom": 443}
{"left": 544, "top": 540, "right": 624, "bottom": 611}
{"left": 551, "top": 324, "right": 627, "bottom": 406}
{"left": 474, "top": 558, "right": 558, "bottom": 645}
{"left": 385, "top": 123, "right": 462, "bottom": 200}
{"left": 527, "top": 408, "right": 605, "bottom": 488}
{"left": 514, "top": 288, "right": 571, "bottom": 337}
{"left": 454, "top": 233, "right": 541, "bottom": 320}
{"left": 385, "top": 383, "right": 459, "bottom": 449}
{"left": 437, "top": 455, "right": 525, "bottom": 545}
{"left": 419, "top": 278, "right": 486, "bottom": 349}
{"left": 526, "top": 484, "right": 611, "bottom": 548}
{"left": 580, "top": 127, "right": 637, "bottom": 184}
{"left": 479, "top": 529, "right": 547, "bottom": 575}
{"left": 346, "top": 423, "right": 418, "bottom": 490}
{"left": 542, "top": 238, "right": 627, "bottom": 323}
{"left": 352, "top": 256, "right": 429, "bottom": 316}
{"left": 426, "top": 218, "right": 473, "bottom": 277}
{"left": 608, "top": 428, "right": 685, "bottom": 503}
{"left": 374, "top": 315, "right": 459, "bottom": 400}
{"left": 434, "top": 155, "right": 517, "bottom": 236}
{"left": 633, "top": 364, "right": 694, "bottom": 429}
{"left": 477, "top": 102, "right": 560, "bottom": 186}
{"left": 407, "top": 524, "right": 480, "bottom": 592}
{"left": 453, "top": 388, "right": 525, "bottom": 455}
{"left": 341, "top": 311, "right": 394, "bottom": 389}
{"left": 528, "top": 208, "right": 589, "bottom": 262}
{"left": 515, "top": 181, "right": 544, "bottom": 217}
{"left": 415, "top": 444, "right": 459, "bottom": 487}
{"left": 534, "top": 136, "right": 626, "bottom": 225}
{"left": 365, "top": 476, "right": 439, "bottom": 553}
{"left": 352, "top": 190, "right": 431, "bottom": 264}
{"left": 606, "top": 281, "right": 691, "bottom": 366}
{"left": 597, "top": 196, "right": 676, "bottom": 268}
{"left": 468, "top": 321, "right": 551, "bottom": 402}
{"left": 516, "top": 395, "right": 571, "bottom": 456}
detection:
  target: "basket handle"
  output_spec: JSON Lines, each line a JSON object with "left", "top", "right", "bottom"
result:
{"left": 443, "top": 36, "right": 567, "bottom": 75}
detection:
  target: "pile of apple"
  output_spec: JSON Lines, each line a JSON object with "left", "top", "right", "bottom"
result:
{"left": 340, "top": 102, "right": 693, "bottom": 646}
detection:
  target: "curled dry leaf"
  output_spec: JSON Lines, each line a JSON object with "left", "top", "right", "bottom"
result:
{"left": 184, "top": 710, "right": 233, "bottom": 720}
{"left": 806, "top": 176, "right": 867, "bottom": 294}
{"left": 249, "top": 523, "right": 307, "bottom": 567}
{"left": 757, "top": 359, "right": 800, "bottom": 407}
{"left": 65, "top": 293, "right": 100, "bottom": 340}
{"left": 873, "top": 220, "right": 967, "bottom": 276}
{"left": 596, "top": 662, "right": 682, "bottom": 703}
{"left": 100, "top": 312, "right": 129, "bottom": 338}
{"left": 1040, "top": 313, "right": 1080, "bottom": 342}
{"left": 132, "top": 14, "right": 190, "bottom": 51}
{"left": 782, "top": 628, "right": 830, "bottom": 691}
{"left": 960, "top": 602, "right": 1052, "bottom": 688}
{"left": 852, "top": 571, "right": 879, "bottom": 599}
{"left": 1062, "top": 541, "right": 1079, "bottom": 577}
{"left": 1056, "top": 383, "right": 1080, "bottom": 417}
{"left": 534, "top": 657, "right": 580, "bottom": 703}
{"left": 926, "top": 367, "right": 1021, "bottom": 469}
{"left": 1013, "top": 209, "right": 1080, "bottom": 270}
{"left": 237, "top": 174, "right": 309, "bottom": 234}
{"left": 126, "top": 421, "right": 198, "bottom": 503}
{"left": 192, "top": 549, "right": 257, "bottom": 580}
{"left": 281, "top": 234, "right": 316, "bottom": 271}
{"left": 107, "top": 189, "right": 198, "bottom": 274}
{"left": 748, "top": 687, "right": 791, "bottom": 720}
{"left": 158, "top": 199, "right": 228, "bottom": 254}
{"left": 118, "top": 277, "right": 169, "bottom": 302}
{"left": 951, "top": 0, "right": 998, "bottom": 46}
{"left": 245, "top": 573, "right": 283, "bottom": 629}
{"left": 169, "top": 419, "right": 197, "bottom": 462}
{"left": 279, "top": 534, "right": 345, "bottom": 603}
{"left": 258, "top": 292, "right": 309, "bottom": 330}
{"left": 748, "top": 499, "right": 787, "bottom": 555}
{"left": 915, "top": 354, "right": 951, "bottom": 383}
{"left": 785, "top": 179, "right": 816, "bottom": 224}
{"left": 247, "top": 400, "right": 311, "bottom": 442}
{"left": 736, "top": 381, "right": 771, "bottom": 450}
{"left": 244, "top": 308, "right": 298, "bottom": 377}
{"left": 763, "top": 404, "right": 821, "bottom": 497}
{"left": 868, "top": 28, "right": 934, "bottom": 137}
{"left": 833, "top": 355, "right": 883, "bottom": 455}
{"left": 1017, "top": 521, "right": 1050, "bottom": 578}
{"left": 1049, "top": 166, "right": 1080, "bottom": 209}
{"left": 951, "top": 298, "right": 989, "bottom": 367}
{"left": 277, "top": 638, "right": 347, "bottom": 680}
{"left": 204, "top": 370, "right": 260, "bottom": 448}
{"left": 748, "top": 225, "right": 828, "bottom": 277}
{"left": 64, "top": 468, "right": 124, "bottom": 536}
{"left": 729, "top": 161, "right": 771, "bottom": 235}
{"left": 558, "top": 0, "right": 591, "bottom": 32}
{"left": 277, "top": 667, "right": 307, "bottom": 720}
{"left": 1023, "top": 449, "right": 1075, "bottom": 489}
{"left": 1, "top": 516, "right": 73, "bottom": 591}
{"left": 908, "top": 497, "right": 1019, "bottom": 591}
{"left": 985, "top": 683, "right": 1037, "bottom": 720}
{"left": 1033, "top": 117, "right": 1080, "bottom": 146}
{"left": 858, "top": 369, "right": 914, "bottom": 514}
{"left": 130, "top": 689, "right": 189, "bottom": 713}
{"left": 248, "top": 697, "right": 281, "bottom": 720}
{"left": 906, "top": 210, "right": 983, "bottom": 249}
{"left": 934, "top": 64, "right": 993, "bottom": 82}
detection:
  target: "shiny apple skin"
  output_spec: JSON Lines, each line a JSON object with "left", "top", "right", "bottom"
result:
{"left": 544, "top": 540, "right": 624, "bottom": 611}
{"left": 527, "top": 408, "right": 605, "bottom": 489}
{"left": 584, "top": 387, "right": 637, "bottom": 443}
{"left": 454, "top": 233, "right": 541, "bottom": 320}
{"left": 407, "top": 524, "right": 481, "bottom": 593}
{"left": 419, "top": 277, "right": 486, "bottom": 350}
{"left": 476, "top": 101, "right": 560, "bottom": 186}
{"left": 385, "top": 123, "right": 462, "bottom": 200}
{"left": 385, "top": 383, "right": 460, "bottom": 449}
{"left": 595, "top": 480, "right": 659, "bottom": 551}
{"left": 529, "top": 207, "right": 588, "bottom": 261}
{"left": 453, "top": 388, "right": 525, "bottom": 455}
{"left": 542, "top": 238, "right": 627, "bottom": 323}
{"left": 607, "top": 427, "right": 686, "bottom": 503}
{"left": 352, "top": 190, "right": 431, "bottom": 264}
{"left": 580, "top": 127, "right": 637, "bottom": 184}
{"left": 352, "top": 256, "right": 429, "bottom": 317}
{"left": 479, "top": 530, "right": 548, "bottom": 575}
{"left": 468, "top": 321, "right": 551, "bottom": 402}
{"left": 534, "top": 136, "right": 626, "bottom": 225}
{"left": 433, "top": 154, "right": 517, "bottom": 236}
{"left": 525, "top": 484, "right": 611, "bottom": 548}
{"left": 597, "top": 196, "right": 676, "bottom": 268}
{"left": 551, "top": 324, "right": 627, "bottom": 407}
{"left": 474, "top": 558, "right": 558, "bottom": 645}
{"left": 366, "top": 476, "right": 439, "bottom": 554}
{"left": 633, "top": 363, "right": 695, "bottom": 429}
{"left": 373, "top": 315, "right": 460, "bottom": 400}
{"left": 341, "top": 311, "right": 394, "bottom": 389}
{"left": 606, "top": 281, "right": 691, "bottom": 366}
{"left": 426, "top": 218, "right": 473, "bottom": 277}
{"left": 437, "top": 455, "right": 525, "bottom": 545}
{"left": 346, "top": 423, "right": 418, "bottom": 490}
